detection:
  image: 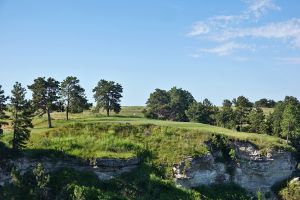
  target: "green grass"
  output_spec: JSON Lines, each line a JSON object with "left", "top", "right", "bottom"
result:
{"left": 1, "top": 107, "right": 291, "bottom": 161}
{"left": 1, "top": 106, "right": 290, "bottom": 199}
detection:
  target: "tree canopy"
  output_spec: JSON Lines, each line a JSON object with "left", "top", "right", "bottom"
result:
{"left": 0, "top": 85, "right": 9, "bottom": 137}
{"left": 61, "top": 76, "right": 89, "bottom": 120}
{"left": 93, "top": 79, "right": 123, "bottom": 116}
{"left": 28, "top": 77, "right": 60, "bottom": 128}
{"left": 145, "top": 87, "right": 194, "bottom": 121}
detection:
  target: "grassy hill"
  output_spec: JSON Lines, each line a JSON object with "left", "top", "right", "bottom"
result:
{"left": 1, "top": 107, "right": 290, "bottom": 161}
{"left": 0, "top": 106, "right": 291, "bottom": 200}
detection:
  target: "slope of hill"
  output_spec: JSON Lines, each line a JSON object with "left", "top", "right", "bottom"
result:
{"left": 0, "top": 107, "right": 295, "bottom": 200}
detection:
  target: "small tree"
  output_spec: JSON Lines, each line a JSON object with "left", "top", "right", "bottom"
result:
{"left": 168, "top": 87, "right": 195, "bottom": 121}
{"left": 186, "top": 99, "right": 217, "bottom": 124}
{"left": 216, "top": 99, "right": 235, "bottom": 128}
{"left": 144, "top": 89, "right": 171, "bottom": 119}
{"left": 0, "top": 85, "right": 9, "bottom": 137}
{"left": 28, "top": 77, "right": 60, "bottom": 128}
{"left": 269, "top": 101, "right": 285, "bottom": 136}
{"left": 61, "top": 76, "right": 89, "bottom": 120}
{"left": 93, "top": 79, "right": 123, "bottom": 116}
{"left": 10, "top": 82, "right": 33, "bottom": 152}
{"left": 281, "top": 103, "right": 299, "bottom": 143}
{"left": 32, "top": 163, "right": 50, "bottom": 199}
{"left": 233, "top": 96, "right": 253, "bottom": 131}
{"left": 248, "top": 107, "right": 267, "bottom": 134}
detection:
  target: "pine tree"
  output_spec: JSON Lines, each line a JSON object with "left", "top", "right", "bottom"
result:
{"left": 28, "top": 77, "right": 60, "bottom": 128}
{"left": 281, "top": 103, "right": 299, "bottom": 143}
{"left": 61, "top": 76, "right": 89, "bottom": 120}
{"left": 0, "top": 85, "right": 9, "bottom": 137}
{"left": 10, "top": 82, "right": 33, "bottom": 151}
{"left": 93, "top": 79, "right": 123, "bottom": 116}
{"left": 248, "top": 107, "right": 267, "bottom": 134}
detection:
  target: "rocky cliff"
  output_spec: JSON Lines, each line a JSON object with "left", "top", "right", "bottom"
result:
{"left": 0, "top": 157, "right": 140, "bottom": 186}
{"left": 173, "top": 141, "right": 297, "bottom": 195}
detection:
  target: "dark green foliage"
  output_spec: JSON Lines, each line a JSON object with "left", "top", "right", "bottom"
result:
{"left": 1, "top": 163, "right": 50, "bottom": 200}
{"left": 195, "top": 184, "right": 252, "bottom": 200}
{"left": 267, "top": 97, "right": 300, "bottom": 151}
{"left": 186, "top": 99, "right": 218, "bottom": 124}
{"left": 0, "top": 165, "right": 204, "bottom": 200}
{"left": 98, "top": 163, "right": 201, "bottom": 200}
{"left": 28, "top": 77, "right": 60, "bottom": 128}
{"left": 0, "top": 85, "right": 8, "bottom": 146}
{"left": 49, "top": 169, "right": 117, "bottom": 200}
{"left": 216, "top": 99, "right": 236, "bottom": 129}
{"left": 279, "top": 178, "right": 300, "bottom": 200}
{"left": 10, "top": 82, "right": 33, "bottom": 152}
{"left": 93, "top": 79, "right": 123, "bottom": 116}
{"left": 61, "top": 76, "right": 89, "bottom": 120}
{"left": 281, "top": 103, "right": 300, "bottom": 143}
{"left": 145, "top": 87, "right": 194, "bottom": 121}
{"left": 210, "top": 134, "right": 232, "bottom": 162}
{"left": 233, "top": 96, "right": 253, "bottom": 130}
{"left": 255, "top": 98, "right": 276, "bottom": 108}
{"left": 144, "top": 89, "right": 171, "bottom": 119}
{"left": 168, "top": 87, "right": 195, "bottom": 121}
{"left": 248, "top": 107, "right": 268, "bottom": 134}
{"left": 269, "top": 101, "right": 285, "bottom": 136}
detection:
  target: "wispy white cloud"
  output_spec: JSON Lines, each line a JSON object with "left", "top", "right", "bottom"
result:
{"left": 210, "top": 19, "right": 300, "bottom": 48}
{"left": 187, "top": 0, "right": 281, "bottom": 38}
{"left": 246, "top": 0, "right": 280, "bottom": 18}
{"left": 199, "top": 42, "right": 253, "bottom": 56}
{"left": 187, "top": 22, "right": 210, "bottom": 36}
{"left": 186, "top": 0, "right": 300, "bottom": 60}
{"left": 276, "top": 57, "right": 300, "bottom": 65}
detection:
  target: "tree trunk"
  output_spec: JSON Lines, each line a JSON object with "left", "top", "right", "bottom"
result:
{"left": 107, "top": 109, "right": 110, "bottom": 117}
{"left": 66, "top": 99, "right": 69, "bottom": 121}
{"left": 12, "top": 108, "right": 18, "bottom": 151}
{"left": 286, "top": 124, "right": 290, "bottom": 143}
{"left": 47, "top": 109, "right": 52, "bottom": 128}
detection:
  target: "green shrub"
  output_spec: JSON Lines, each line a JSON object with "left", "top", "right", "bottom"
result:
{"left": 279, "top": 178, "right": 300, "bottom": 200}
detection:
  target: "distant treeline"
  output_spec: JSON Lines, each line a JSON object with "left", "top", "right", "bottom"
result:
{"left": 143, "top": 87, "right": 300, "bottom": 151}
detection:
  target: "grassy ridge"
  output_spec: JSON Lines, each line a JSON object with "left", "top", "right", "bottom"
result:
{"left": 2, "top": 108, "right": 291, "bottom": 159}
{"left": 0, "top": 107, "right": 289, "bottom": 199}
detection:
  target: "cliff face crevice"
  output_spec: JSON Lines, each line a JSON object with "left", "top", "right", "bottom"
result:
{"left": 0, "top": 157, "right": 140, "bottom": 186}
{"left": 173, "top": 141, "right": 297, "bottom": 195}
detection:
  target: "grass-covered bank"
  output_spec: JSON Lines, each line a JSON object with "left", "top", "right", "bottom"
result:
{"left": 2, "top": 118, "right": 292, "bottom": 169}
{"left": 0, "top": 109, "right": 295, "bottom": 200}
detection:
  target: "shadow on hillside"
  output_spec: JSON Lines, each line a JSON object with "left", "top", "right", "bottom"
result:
{"left": 3, "top": 147, "right": 199, "bottom": 199}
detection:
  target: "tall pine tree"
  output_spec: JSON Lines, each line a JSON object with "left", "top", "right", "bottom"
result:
{"left": 10, "top": 82, "right": 33, "bottom": 152}
{"left": 61, "top": 76, "right": 89, "bottom": 120}
{"left": 93, "top": 79, "right": 123, "bottom": 116}
{"left": 0, "top": 85, "right": 9, "bottom": 137}
{"left": 28, "top": 77, "right": 60, "bottom": 128}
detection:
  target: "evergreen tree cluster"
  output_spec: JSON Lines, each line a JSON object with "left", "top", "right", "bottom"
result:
{"left": 145, "top": 87, "right": 300, "bottom": 150}
{"left": 0, "top": 77, "right": 123, "bottom": 153}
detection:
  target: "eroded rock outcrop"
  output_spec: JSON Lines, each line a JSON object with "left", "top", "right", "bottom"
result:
{"left": 0, "top": 157, "right": 140, "bottom": 186}
{"left": 173, "top": 141, "right": 297, "bottom": 195}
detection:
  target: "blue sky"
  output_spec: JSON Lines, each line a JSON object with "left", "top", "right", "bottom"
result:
{"left": 0, "top": 0, "right": 299, "bottom": 106}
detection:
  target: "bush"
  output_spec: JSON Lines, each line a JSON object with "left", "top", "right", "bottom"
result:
{"left": 279, "top": 178, "right": 300, "bottom": 200}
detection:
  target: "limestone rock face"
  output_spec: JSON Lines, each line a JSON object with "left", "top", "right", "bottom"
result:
{"left": 0, "top": 157, "right": 140, "bottom": 186}
{"left": 173, "top": 154, "right": 230, "bottom": 188}
{"left": 173, "top": 142, "right": 297, "bottom": 195}
{"left": 233, "top": 142, "right": 296, "bottom": 193}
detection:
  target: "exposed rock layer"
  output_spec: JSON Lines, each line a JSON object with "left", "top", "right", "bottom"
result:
{"left": 0, "top": 157, "right": 140, "bottom": 186}
{"left": 173, "top": 142, "right": 296, "bottom": 194}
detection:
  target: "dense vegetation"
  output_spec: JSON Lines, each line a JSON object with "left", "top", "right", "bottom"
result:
{"left": 144, "top": 87, "right": 300, "bottom": 153}
{"left": 0, "top": 78, "right": 299, "bottom": 199}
